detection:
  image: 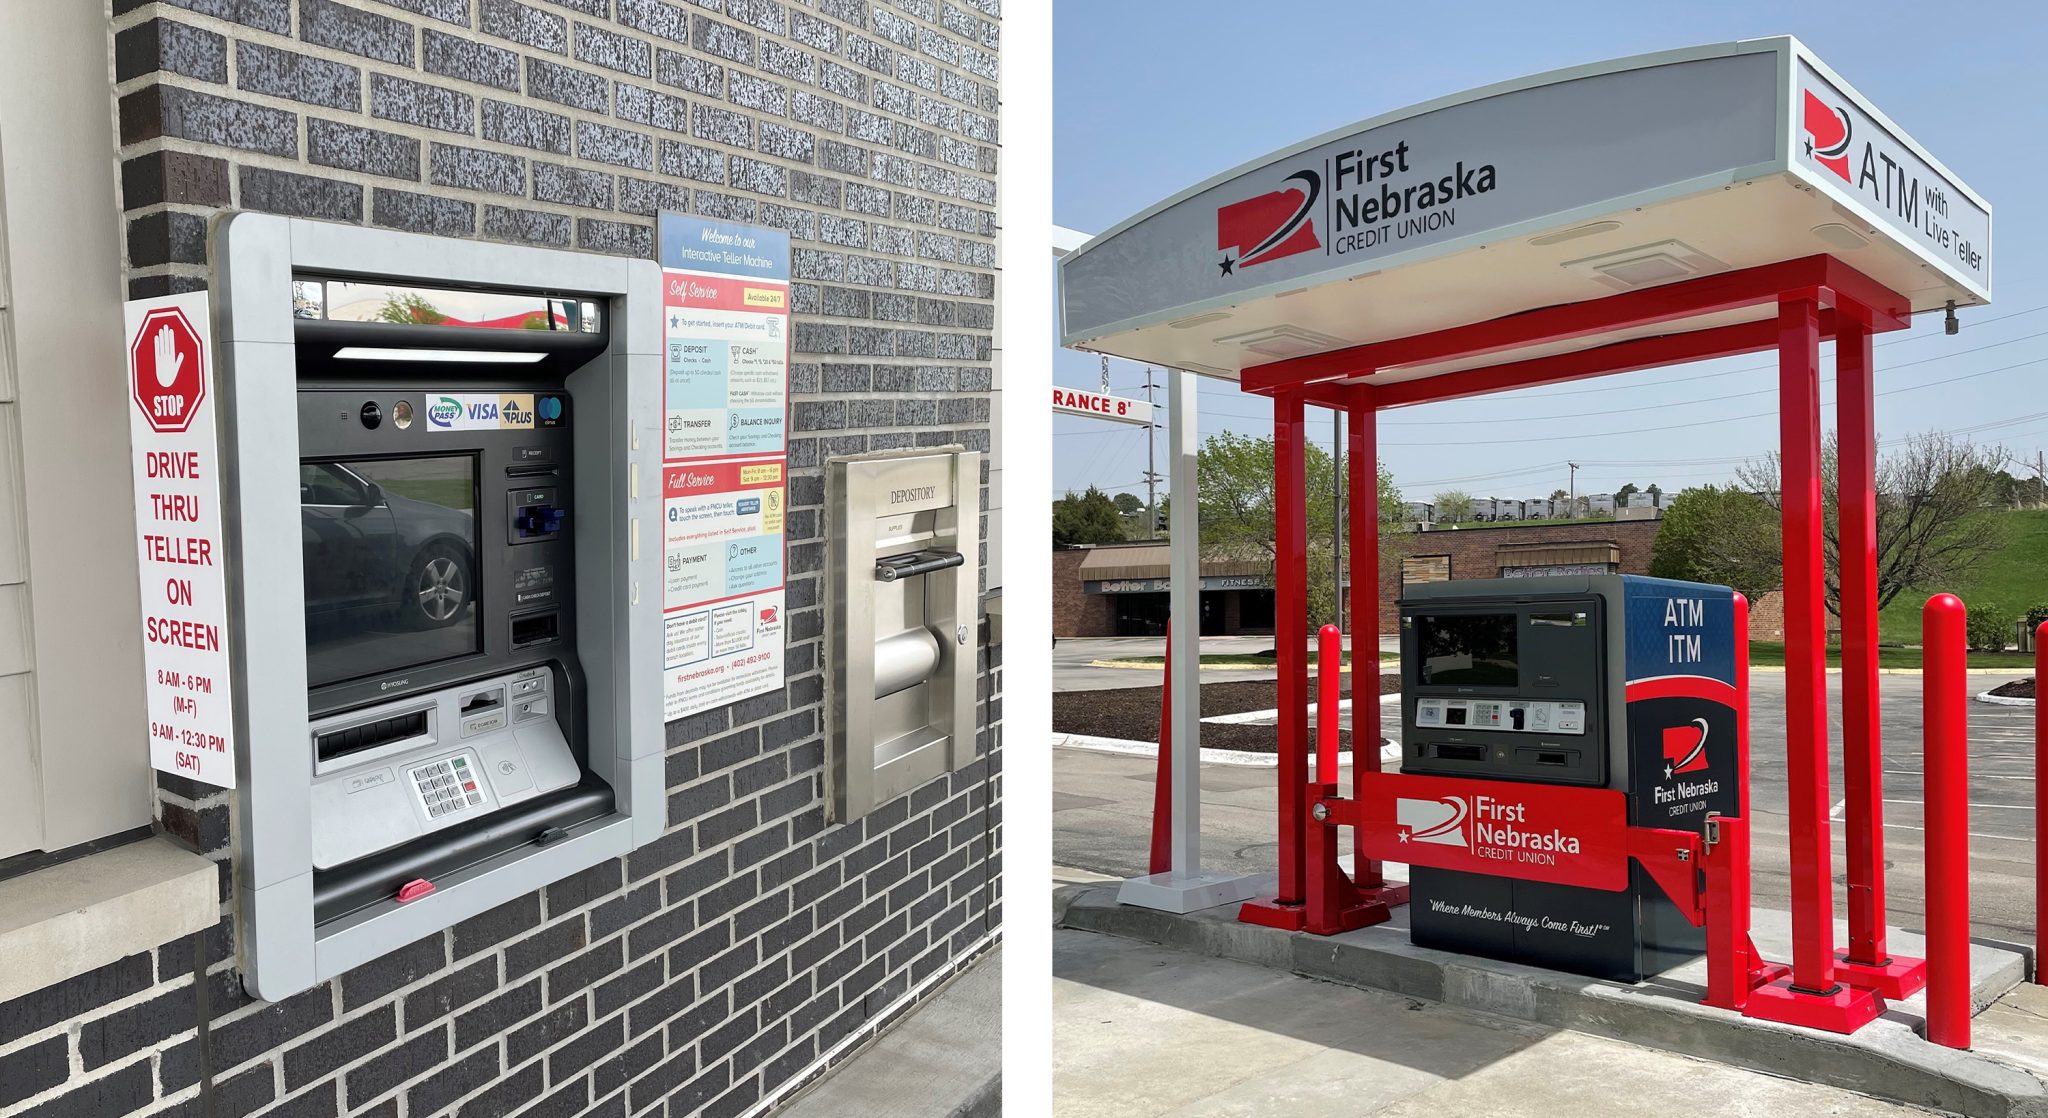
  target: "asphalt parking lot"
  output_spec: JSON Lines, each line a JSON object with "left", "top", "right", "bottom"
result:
{"left": 1052, "top": 641, "right": 2041, "bottom": 944}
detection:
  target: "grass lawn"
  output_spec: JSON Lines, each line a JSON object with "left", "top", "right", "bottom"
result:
{"left": 1747, "top": 640, "right": 2034, "bottom": 671}
{"left": 1875, "top": 508, "right": 2048, "bottom": 644}
{"left": 1101, "top": 651, "right": 1401, "bottom": 670}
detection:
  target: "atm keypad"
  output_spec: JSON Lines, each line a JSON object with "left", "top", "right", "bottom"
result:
{"left": 411, "top": 754, "right": 485, "bottom": 818}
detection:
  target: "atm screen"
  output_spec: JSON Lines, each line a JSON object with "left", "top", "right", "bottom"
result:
{"left": 303, "top": 455, "right": 480, "bottom": 688}
{"left": 1418, "top": 613, "right": 1519, "bottom": 686}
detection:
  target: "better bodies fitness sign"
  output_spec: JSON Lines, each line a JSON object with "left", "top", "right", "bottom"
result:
{"left": 126, "top": 294, "right": 236, "bottom": 788}
{"left": 657, "top": 215, "right": 791, "bottom": 720}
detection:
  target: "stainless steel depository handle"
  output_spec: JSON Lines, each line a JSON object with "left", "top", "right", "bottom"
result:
{"left": 874, "top": 549, "right": 964, "bottom": 582}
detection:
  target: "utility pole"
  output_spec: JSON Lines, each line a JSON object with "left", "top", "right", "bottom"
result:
{"left": 1568, "top": 461, "right": 1579, "bottom": 514}
{"left": 1143, "top": 367, "right": 1162, "bottom": 539}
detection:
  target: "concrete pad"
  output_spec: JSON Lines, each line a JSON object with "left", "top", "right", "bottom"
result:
{"left": 779, "top": 947, "right": 1000, "bottom": 1118}
{"left": 1056, "top": 929, "right": 1939, "bottom": 1118}
{"left": 1373, "top": 1030, "right": 1934, "bottom": 1118}
{"left": 1058, "top": 883, "right": 2048, "bottom": 1116}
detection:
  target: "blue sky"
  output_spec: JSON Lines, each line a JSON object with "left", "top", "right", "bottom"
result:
{"left": 1051, "top": 1, "right": 2048, "bottom": 505}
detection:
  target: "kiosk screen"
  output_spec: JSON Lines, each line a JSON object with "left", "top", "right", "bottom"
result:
{"left": 303, "top": 455, "right": 480, "bottom": 688}
{"left": 1418, "top": 613, "right": 1518, "bottom": 686}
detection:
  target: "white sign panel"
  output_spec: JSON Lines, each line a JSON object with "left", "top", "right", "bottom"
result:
{"left": 1051, "top": 387, "right": 1153, "bottom": 426}
{"left": 1793, "top": 61, "right": 1991, "bottom": 296}
{"left": 125, "top": 293, "right": 236, "bottom": 788}
{"left": 658, "top": 214, "right": 791, "bottom": 720}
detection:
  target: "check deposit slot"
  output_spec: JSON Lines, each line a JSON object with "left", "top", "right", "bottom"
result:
{"left": 825, "top": 449, "right": 980, "bottom": 823}
{"left": 1398, "top": 575, "right": 1742, "bottom": 981}
{"left": 216, "top": 216, "right": 663, "bottom": 1000}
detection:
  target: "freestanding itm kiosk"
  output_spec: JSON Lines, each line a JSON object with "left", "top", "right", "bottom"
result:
{"left": 214, "top": 216, "right": 666, "bottom": 1000}
{"left": 1398, "top": 575, "right": 1741, "bottom": 981}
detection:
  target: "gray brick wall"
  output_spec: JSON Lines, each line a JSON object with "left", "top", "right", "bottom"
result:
{"left": 0, "top": 1, "right": 1002, "bottom": 1115}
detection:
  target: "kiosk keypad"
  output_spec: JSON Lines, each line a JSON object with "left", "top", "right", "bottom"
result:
{"left": 412, "top": 754, "right": 485, "bottom": 817}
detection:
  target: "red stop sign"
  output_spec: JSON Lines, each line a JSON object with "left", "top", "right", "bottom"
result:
{"left": 131, "top": 307, "right": 206, "bottom": 434}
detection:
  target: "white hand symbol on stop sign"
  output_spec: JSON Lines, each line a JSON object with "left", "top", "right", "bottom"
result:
{"left": 154, "top": 324, "right": 186, "bottom": 387}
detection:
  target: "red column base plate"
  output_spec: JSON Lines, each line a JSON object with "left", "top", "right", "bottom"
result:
{"left": 1741, "top": 976, "right": 1887, "bottom": 1034}
{"left": 1238, "top": 897, "right": 1307, "bottom": 930}
{"left": 1834, "top": 951, "right": 1929, "bottom": 1000}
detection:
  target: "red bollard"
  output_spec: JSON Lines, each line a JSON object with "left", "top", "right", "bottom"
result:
{"left": 1149, "top": 624, "right": 1172, "bottom": 875}
{"left": 1924, "top": 594, "right": 1970, "bottom": 1048}
{"left": 2037, "top": 620, "right": 2047, "bottom": 985}
{"left": 1317, "top": 625, "right": 1340, "bottom": 784}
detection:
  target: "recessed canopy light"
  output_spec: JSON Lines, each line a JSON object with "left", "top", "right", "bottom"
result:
{"left": 332, "top": 347, "right": 547, "bottom": 363}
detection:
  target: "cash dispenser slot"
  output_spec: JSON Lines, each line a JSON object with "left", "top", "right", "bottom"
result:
{"left": 1435, "top": 743, "right": 1487, "bottom": 762}
{"left": 316, "top": 707, "right": 433, "bottom": 763}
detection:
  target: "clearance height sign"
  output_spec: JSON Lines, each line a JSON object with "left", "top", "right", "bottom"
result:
{"left": 125, "top": 293, "right": 236, "bottom": 788}
{"left": 657, "top": 214, "right": 790, "bottom": 720}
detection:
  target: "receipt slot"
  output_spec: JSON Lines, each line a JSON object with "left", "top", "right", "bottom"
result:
{"left": 825, "top": 449, "right": 980, "bottom": 823}
{"left": 1397, "top": 575, "right": 1741, "bottom": 981}
{"left": 213, "top": 216, "right": 664, "bottom": 999}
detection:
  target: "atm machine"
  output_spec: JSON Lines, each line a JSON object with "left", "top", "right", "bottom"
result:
{"left": 214, "top": 216, "right": 665, "bottom": 999}
{"left": 1397, "top": 574, "right": 1741, "bottom": 981}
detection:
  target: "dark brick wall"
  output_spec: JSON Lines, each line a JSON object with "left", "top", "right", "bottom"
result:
{"left": 1373, "top": 519, "right": 1662, "bottom": 632}
{"left": 0, "top": 1, "right": 1001, "bottom": 1115}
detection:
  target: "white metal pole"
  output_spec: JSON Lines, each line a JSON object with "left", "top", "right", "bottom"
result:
{"left": 1168, "top": 367, "right": 1201, "bottom": 875}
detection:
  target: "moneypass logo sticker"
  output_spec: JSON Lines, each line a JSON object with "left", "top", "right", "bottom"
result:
{"left": 428, "top": 396, "right": 463, "bottom": 428}
{"left": 1801, "top": 89, "right": 1854, "bottom": 183}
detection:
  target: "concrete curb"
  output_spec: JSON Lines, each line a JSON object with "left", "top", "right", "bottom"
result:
{"left": 1053, "top": 732, "right": 1401, "bottom": 768}
{"left": 1978, "top": 689, "right": 2036, "bottom": 707}
{"left": 1055, "top": 883, "right": 2048, "bottom": 1118}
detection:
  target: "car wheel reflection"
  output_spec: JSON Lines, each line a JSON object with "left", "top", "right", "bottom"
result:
{"left": 408, "top": 544, "right": 471, "bottom": 628}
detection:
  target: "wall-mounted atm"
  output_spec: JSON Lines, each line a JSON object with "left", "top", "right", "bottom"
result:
{"left": 825, "top": 449, "right": 980, "bottom": 823}
{"left": 213, "top": 216, "right": 664, "bottom": 999}
{"left": 1397, "top": 575, "right": 1741, "bottom": 981}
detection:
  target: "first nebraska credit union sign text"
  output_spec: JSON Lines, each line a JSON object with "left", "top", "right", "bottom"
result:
{"left": 126, "top": 293, "right": 237, "bottom": 788}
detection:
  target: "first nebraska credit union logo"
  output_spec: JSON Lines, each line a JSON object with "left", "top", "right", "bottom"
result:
{"left": 1396, "top": 796, "right": 1469, "bottom": 847}
{"left": 130, "top": 307, "right": 206, "bottom": 434}
{"left": 1801, "top": 90, "right": 1854, "bottom": 183}
{"left": 1662, "top": 717, "right": 1711, "bottom": 778}
{"left": 1215, "top": 169, "right": 1321, "bottom": 275}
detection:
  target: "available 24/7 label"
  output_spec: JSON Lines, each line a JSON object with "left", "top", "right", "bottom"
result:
{"left": 125, "top": 292, "right": 237, "bottom": 788}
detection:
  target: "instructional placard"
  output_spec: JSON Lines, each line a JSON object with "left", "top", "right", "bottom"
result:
{"left": 125, "top": 293, "right": 237, "bottom": 788}
{"left": 658, "top": 214, "right": 791, "bottom": 720}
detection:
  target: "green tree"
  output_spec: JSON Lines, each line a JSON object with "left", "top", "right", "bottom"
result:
{"left": 1052, "top": 486, "right": 1125, "bottom": 548}
{"left": 1196, "top": 431, "right": 1404, "bottom": 629}
{"left": 1433, "top": 490, "right": 1476, "bottom": 523}
{"left": 1111, "top": 492, "right": 1143, "bottom": 516}
{"left": 1615, "top": 482, "right": 1640, "bottom": 508}
{"left": 1649, "top": 485, "right": 1783, "bottom": 602}
{"left": 374, "top": 292, "right": 448, "bottom": 325}
{"left": 1653, "top": 432, "right": 2011, "bottom": 616}
{"left": 1645, "top": 483, "right": 1664, "bottom": 506}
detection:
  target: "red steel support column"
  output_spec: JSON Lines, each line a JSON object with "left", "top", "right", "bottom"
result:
{"left": 2038, "top": 620, "right": 2048, "bottom": 985}
{"left": 1347, "top": 385, "right": 1384, "bottom": 888}
{"left": 1778, "top": 296, "right": 1838, "bottom": 993}
{"left": 1274, "top": 392, "right": 1309, "bottom": 905}
{"left": 1924, "top": 594, "right": 1970, "bottom": 1048}
{"left": 1837, "top": 316, "right": 1889, "bottom": 965}
{"left": 1316, "top": 624, "right": 1340, "bottom": 783}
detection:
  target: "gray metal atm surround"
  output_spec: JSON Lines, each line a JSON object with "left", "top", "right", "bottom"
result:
{"left": 825, "top": 449, "right": 980, "bottom": 823}
{"left": 214, "top": 215, "right": 665, "bottom": 1000}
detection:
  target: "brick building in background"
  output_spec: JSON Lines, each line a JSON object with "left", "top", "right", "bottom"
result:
{"left": 0, "top": 1, "right": 1000, "bottom": 1116}
{"left": 1054, "top": 519, "right": 1798, "bottom": 643}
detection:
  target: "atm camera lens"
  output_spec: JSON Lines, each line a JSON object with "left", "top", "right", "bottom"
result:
{"left": 360, "top": 401, "right": 383, "bottom": 429}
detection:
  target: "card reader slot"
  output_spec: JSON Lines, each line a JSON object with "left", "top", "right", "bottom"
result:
{"left": 311, "top": 776, "right": 615, "bottom": 924}
{"left": 317, "top": 709, "right": 431, "bottom": 763}
{"left": 505, "top": 463, "right": 561, "bottom": 477}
